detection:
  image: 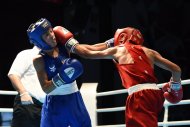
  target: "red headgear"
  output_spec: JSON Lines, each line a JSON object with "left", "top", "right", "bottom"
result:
{"left": 114, "top": 27, "right": 144, "bottom": 46}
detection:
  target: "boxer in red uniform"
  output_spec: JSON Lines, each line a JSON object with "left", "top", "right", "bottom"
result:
{"left": 56, "top": 26, "right": 183, "bottom": 127}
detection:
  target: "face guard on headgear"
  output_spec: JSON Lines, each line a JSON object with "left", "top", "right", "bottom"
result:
{"left": 114, "top": 27, "right": 144, "bottom": 46}
{"left": 27, "top": 18, "right": 53, "bottom": 50}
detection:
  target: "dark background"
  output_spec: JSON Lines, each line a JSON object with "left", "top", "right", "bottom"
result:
{"left": 0, "top": 0, "right": 190, "bottom": 126}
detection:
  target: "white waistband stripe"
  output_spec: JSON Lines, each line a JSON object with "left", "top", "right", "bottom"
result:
{"left": 128, "top": 83, "right": 160, "bottom": 95}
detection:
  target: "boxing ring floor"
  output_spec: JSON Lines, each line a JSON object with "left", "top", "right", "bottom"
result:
{"left": 0, "top": 79, "right": 190, "bottom": 127}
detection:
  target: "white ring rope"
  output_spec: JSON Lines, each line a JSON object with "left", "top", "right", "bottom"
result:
{"left": 96, "top": 120, "right": 190, "bottom": 127}
{"left": 96, "top": 79, "right": 190, "bottom": 97}
{"left": 96, "top": 99, "right": 190, "bottom": 113}
{"left": 0, "top": 91, "right": 17, "bottom": 95}
{"left": 0, "top": 108, "right": 13, "bottom": 113}
{"left": 0, "top": 91, "right": 17, "bottom": 113}
{"left": 0, "top": 79, "right": 190, "bottom": 126}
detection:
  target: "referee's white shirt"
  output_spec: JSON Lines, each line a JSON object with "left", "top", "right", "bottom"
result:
{"left": 8, "top": 46, "right": 46, "bottom": 103}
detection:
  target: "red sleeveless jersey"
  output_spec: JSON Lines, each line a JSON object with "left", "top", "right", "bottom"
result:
{"left": 115, "top": 43, "right": 158, "bottom": 89}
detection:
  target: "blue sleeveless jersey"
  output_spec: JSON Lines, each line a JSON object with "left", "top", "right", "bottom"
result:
{"left": 40, "top": 44, "right": 69, "bottom": 79}
{"left": 40, "top": 44, "right": 91, "bottom": 127}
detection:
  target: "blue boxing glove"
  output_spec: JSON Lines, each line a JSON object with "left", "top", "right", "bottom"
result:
{"left": 52, "top": 58, "right": 83, "bottom": 87}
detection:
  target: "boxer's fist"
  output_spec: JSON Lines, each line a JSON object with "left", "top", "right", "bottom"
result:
{"left": 162, "top": 80, "right": 183, "bottom": 104}
{"left": 53, "top": 26, "right": 73, "bottom": 44}
{"left": 52, "top": 58, "right": 83, "bottom": 87}
{"left": 105, "top": 38, "right": 114, "bottom": 48}
{"left": 53, "top": 26, "right": 79, "bottom": 53}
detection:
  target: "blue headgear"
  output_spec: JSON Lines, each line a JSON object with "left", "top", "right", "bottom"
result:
{"left": 27, "top": 18, "right": 53, "bottom": 50}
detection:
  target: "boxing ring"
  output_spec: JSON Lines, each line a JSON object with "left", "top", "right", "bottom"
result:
{"left": 1, "top": 79, "right": 190, "bottom": 127}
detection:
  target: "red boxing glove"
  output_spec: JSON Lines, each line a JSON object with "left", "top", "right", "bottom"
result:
{"left": 53, "top": 26, "right": 79, "bottom": 53}
{"left": 162, "top": 80, "right": 183, "bottom": 104}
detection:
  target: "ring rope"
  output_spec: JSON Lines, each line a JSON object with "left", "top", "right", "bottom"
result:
{"left": 96, "top": 79, "right": 190, "bottom": 97}
{"left": 96, "top": 99, "right": 190, "bottom": 113}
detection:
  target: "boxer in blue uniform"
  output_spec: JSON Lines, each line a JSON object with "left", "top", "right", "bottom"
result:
{"left": 27, "top": 18, "right": 91, "bottom": 127}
